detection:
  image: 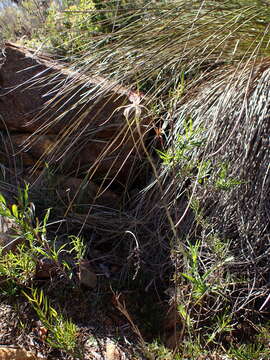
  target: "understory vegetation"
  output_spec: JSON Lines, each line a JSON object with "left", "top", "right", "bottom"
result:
{"left": 0, "top": 0, "right": 270, "bottom": 359}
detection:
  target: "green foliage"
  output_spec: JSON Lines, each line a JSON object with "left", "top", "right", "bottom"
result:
{"left": 181, "top": 336, "right": 207, "bottom": 359}
{"left": 157, "top": 120, "right": 242, "bottom": 195}
{"left": 177, "top": 303, "right": 193, "bottom": 331}
{"left": 0, "top": 184, "right": 32, "bottom": 232}
{"left": 177, "top": 237, "right": 235, "bottom": 350}
{"left": 0, "top": 0, "right": 48, "bottom": 41}
{"left": 37, "top": 0, "right": 99, "bottom": 53}
{"left": 180, "top": 239, "right": 233, "bottom": 302}
{"left": 228, "top": 324, "right": 270, "bottom": 359}
{"left": 22, "top": 0, "right": 139, "bottom": 54}
{"left": 0, "top": 244, "right": 36, "bottom": 290}
{"left": 206, "top": 234, "right": 231, "bottom": 261}
{"left": 205, "top": 310, "right": 234, "bottom": 345}
{"left": 215, "top": 162, "right": 243, "bottom": 190}
{"left": 146, "top": 340, "right": 176, "bottom": 360}
{"left": 0, "top": 188, "right": 52, "bottom": 291}
{"left": 0, "top": 187, "right": 86, "bottom": 355}
{"left": 229, "top": 343, "right": 270, "bottom": 360}
{"left": 23, "top": 288, "right": 80, "bottom": 356}
{"left": 40, "top": 0, "right": 149, "bottom": 54}
{"left": 157, "top": 117, "right": 205, "bottom": 169}
{"left": 69, "top": 235, "right": 87, "bottom": 262}
{"left": 0, "top": 185, "right": 80, "bottom": 290}
{"left": 181, "top": 240, "right": 214, "bottom": 302}
{"left": 0, "top": 186, "right": 36, "bottom": 291}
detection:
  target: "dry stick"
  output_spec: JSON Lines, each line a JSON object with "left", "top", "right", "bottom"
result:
{"left": 259, "top": 293, "right": 270, "bottom": 312}
{"left": 113, "top": 291, "right": 144, "bottom": 344}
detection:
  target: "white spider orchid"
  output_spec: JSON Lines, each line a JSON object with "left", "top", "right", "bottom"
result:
{"left": 122, "top": 91, "right": 147, "bottom": 122}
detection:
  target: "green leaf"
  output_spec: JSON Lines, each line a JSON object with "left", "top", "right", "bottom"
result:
{"left": 181, "top": 272, "right": 196, "bottom": 283}
{"left": 12, "top": 204, "right": 19, "bottom": 219}
{"left": 0, "top": 193, "right": 6, "bottom": 206}
{"left": 49, "top": 306, "right": 58, "bottom": 319}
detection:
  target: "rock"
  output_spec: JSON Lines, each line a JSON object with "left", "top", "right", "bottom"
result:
{"left": 78, "top": 260, "right": 97, "bottom": 289}
{"left": 1, "top": 132, "right": 138, "bottom": 180}
{"left": 0, "top": 42, "right": 128, "bottom": 133}
{"left": 0, "top": 133, "right": 56, "bottom": 168}
{"left": 0, "top": 347, "right": 44, "bottom": 360}
{"left": 55, "top": 175, "right": 120, "bottom": 208}
{"left": 24, "top": 170, "right": 120, "bottom": 208}
{"left": 0, "top": 43, "right": 150, "bottom": 184}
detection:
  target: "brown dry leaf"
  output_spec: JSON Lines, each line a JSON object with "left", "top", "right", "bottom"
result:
{"left": 37, "top": 326, "right": 48, "bottom": 342}
{"left": 105, "top": 341, "right": 122, "bottom": 360}
{"left": 35, "top": 258, "right": 58, "bottom": 280}
{"left": 0, "top": 347, "right": 43, "bottom": 360}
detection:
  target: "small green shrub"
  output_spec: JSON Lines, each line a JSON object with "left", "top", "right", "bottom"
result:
{"left": 0, "top": 244, "right": 36, "bottom": 290}
{"left": 229, "top": 343, "right": 270, "bottom": 360}
{"left": 23, "top": 288, "right": 81, "bottom": 356}
{"left": 0, "top": 186, "right": 87, "bottom": 356}
{"left": 180, "top": 239, "right": 233, "bottom": 303}
{"left": 146, "top": 340, "right": 176, "bottom": 360}
{"left": 157, "top": 117, "right": 205, "bottom": 169}
{"left": 26, "top": 0, "right": 101, "bottom": 54}
{"left": 214, "top": 162, "right": 243, "bottom": 190}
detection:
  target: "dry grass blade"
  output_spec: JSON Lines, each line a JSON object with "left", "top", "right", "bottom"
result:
{"left": 112, "top": 291, "right": 145, "bottom": 345}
